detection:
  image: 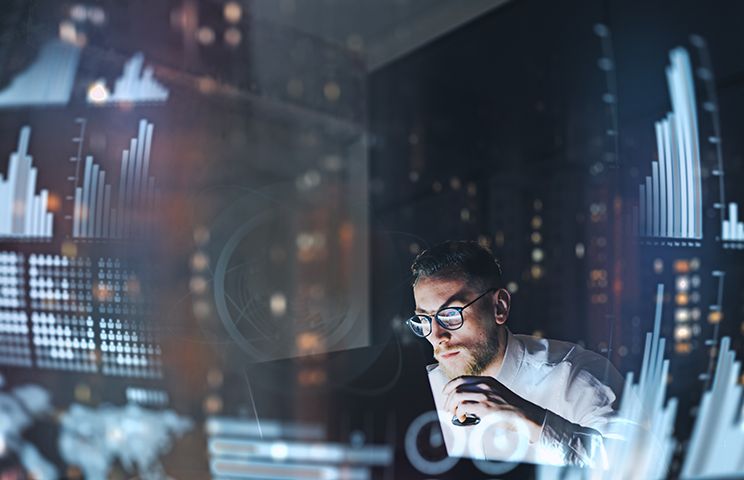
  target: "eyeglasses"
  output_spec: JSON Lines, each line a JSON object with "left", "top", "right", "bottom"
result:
{"left": 406, "top": 288, "right": 495, "bottom": 337}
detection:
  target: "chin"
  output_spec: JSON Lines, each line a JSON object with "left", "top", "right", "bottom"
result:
{"left": 438, "top": 355, "right": 472, "bottom": 379}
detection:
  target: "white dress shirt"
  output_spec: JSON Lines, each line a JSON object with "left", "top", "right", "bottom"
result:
{"left": 427, "top": 328, "right": 624, "bottom": 467}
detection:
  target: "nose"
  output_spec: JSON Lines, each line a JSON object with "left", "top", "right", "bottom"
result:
{"left": 429, "top": 317, "right": 451, "bottom": 343}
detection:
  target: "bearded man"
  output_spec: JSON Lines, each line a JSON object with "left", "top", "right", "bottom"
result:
{"left": 407, "top": 241, "right": 624, "bottom": 466}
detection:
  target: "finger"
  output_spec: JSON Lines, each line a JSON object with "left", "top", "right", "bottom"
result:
{"left": 442, "top": 377, "right": 468, "bottom": 396}
{"left": 453, "top": 401, "right": 493, "bottom": 423}
{"left": 454, "top": 383, "right": 508, "bottom": 401}
{"left": 445, "top": 381, "right": 506, "bottom": 411}
{"left": 444, "top": 385, "right": 479, "bottom": 414}
{"left": 444, "top": 391, "right": 487, "bottom": 413}
{"left": 443, "top": 375, "right": 487, "bottom": 395}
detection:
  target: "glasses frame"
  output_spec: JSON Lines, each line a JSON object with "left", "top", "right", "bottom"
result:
{"left": 406, "top": 288, "right": 496, "bottom": 338}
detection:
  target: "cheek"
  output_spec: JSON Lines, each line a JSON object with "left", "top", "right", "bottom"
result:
{"left": 454, "top": 322, "right": 488, "bottom": 346}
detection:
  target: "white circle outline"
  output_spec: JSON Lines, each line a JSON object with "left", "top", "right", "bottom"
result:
{"left": 404, "top": 410, "right": 468, "bottom": 475}
{"left": 467, "top": 412, "right": 531, "bottom": 463}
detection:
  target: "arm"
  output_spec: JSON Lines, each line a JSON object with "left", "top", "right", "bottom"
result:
{"left": 443, "top": 376, "right": 608, "bottom": 467}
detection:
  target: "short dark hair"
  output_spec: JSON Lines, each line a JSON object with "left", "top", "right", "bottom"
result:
{"left": 411, "top": 240, "right": 502, "bottom": 290}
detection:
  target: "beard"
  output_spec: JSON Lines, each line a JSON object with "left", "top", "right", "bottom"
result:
{"left": 436, "top": 330, "right": 501, "bottom": 380}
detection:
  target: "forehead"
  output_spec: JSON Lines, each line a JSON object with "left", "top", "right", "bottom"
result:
{"left": 413, "top": 277, "right": 474, "bottom": 309}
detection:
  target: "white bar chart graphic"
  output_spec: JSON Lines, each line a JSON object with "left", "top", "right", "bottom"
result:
{"left": 72, "top": 119, "right": 159, "bottom": 239}
{"left": 537, "top": 285, "right": 680, "bottom": 480}
{"left": 681, "top": 336, "right": 744, "bottom": 478}
{"left": 639, "top": 48, "right": 703, "bottom": 243}
{"left": 0, "top": 40, "right": 80, "bottom": 108}
{"left": 0, "top": 127, "right": 54, "bottom": 238}
{"left": 88, "top": 53, "right": 169, "bottom": 105}
{"left": 721, "top": 202, "right": 744, "bottom": 246}
{"left": 207, "top": 417, "right": 393, "bottom": 480}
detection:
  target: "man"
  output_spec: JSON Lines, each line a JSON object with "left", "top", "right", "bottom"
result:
{"left": 407, "top": 240, "right": 624, "bottom": 467}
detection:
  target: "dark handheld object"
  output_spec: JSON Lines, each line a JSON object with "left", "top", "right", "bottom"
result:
{"left": 452, "top": 413, "right": 480, "bottom": 426}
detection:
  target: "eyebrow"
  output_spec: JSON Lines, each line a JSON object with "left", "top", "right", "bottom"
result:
{"left": 415, "top": 289, "right": 472, "bottom": 315}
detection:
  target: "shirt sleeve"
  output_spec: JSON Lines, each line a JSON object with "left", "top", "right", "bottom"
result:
{"left": 535, "top": 364, "right": 620, "bottom": 467}
{"left": 538, "top": 409, "right": 608, "bottom": 468}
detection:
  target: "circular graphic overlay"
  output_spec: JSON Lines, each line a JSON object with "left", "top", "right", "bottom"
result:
{"left": 202, "top": 184, "right": 365, "bottom": 363}
{"left": 405, "top": 410, "right": 468, "bottom": 475}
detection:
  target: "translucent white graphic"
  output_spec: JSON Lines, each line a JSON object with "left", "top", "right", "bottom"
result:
{"left": 0, "top": 127, "right": 54, "bottom": 239}
{"left": 0, "top": 251, "right": 27, "bottom": 365}
{"left": 686, "top": 35, "right": 739, "bottom": 249}
{"left": 601, "top": 283, "right": 678, "bottom": 478}
{"left": 681, "top": 336, "right": 744, "bottom": 478}
{"left": 207, "top": 416, "right": 392, "bottom": 479}
{"left": 59, "top": 403, "right": 192, "bottom": 480}
{"left": 0, "top": 375, "right": 58, "bottom": 479}
{"left": 72, "top": 119, "right": 160, "bottom": 239}
{"left": 126, "top": 387, "right": 169, "bottom": 407}
{"left": 31, "top": 313, "right": 97, "bottom": 372}
{"left": 0, "top": 310, "right": 31, "bottom": 367}
{"left": 87, "top": 53, "right": 169, "bottom": 105}
{"left": 721, "top": 202, "right": 744, "bottom": 246}
{"left": 100, "top": 317, "right": 163, "bottom": 379}
{"left": 537, "top": 284, "right": 678, "bottom": 479}
{"left": 404, "top": 410, "right": 462, "bottom": 475}
{"left": 28, "top": 253, "right": 91, "bottom": 314}
{"left": 0, "top": 40, "right": 80, "bottom": 108}
{"left": 637, "top": 48, "right": 703, "bottom": 243}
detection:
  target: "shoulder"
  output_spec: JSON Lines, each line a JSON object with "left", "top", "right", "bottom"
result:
{"left": 515, "top": 334, "right": 624, "bottom": 403}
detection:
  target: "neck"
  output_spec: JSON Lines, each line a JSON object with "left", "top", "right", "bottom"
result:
{"left": 480, "top": 326, "right": 508, "bottom": 378}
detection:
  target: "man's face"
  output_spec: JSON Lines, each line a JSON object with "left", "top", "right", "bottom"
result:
{"left": 413, "top": 276, "right": 502, "bottom": 379}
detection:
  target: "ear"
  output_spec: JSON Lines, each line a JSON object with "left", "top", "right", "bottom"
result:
{"left": 492, "top": 288, "right": 511, "bottom": 325}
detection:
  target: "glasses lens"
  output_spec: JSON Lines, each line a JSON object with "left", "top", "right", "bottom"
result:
{"left": 436, "top": 308, "right": 463, "bottom": 329}
{"left": 407, "top": 315, "right": 431, "bottom": 337}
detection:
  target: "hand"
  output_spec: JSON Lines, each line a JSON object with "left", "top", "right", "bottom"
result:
{"left": 442, "top": 375, "right": 547, "bottom": 444}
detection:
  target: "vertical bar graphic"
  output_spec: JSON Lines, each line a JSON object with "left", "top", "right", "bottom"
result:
{"left": 24, "top": 167, "right": 37, "bottom": 234}
{"left": 656, "top": 122, "right": 668, "bottom": 238}
{"left": 133, "top": 120, "right": 146, "bottom": 208}
{"left": 3, "top": 154, "right": 18, "bottom": 234}
{"left": 729, "top": 203, "right": 737, "bottom": 240}
{"left": 111, "top": 208, "right": 118, "bottom": 239}
{"left": 125, "top": 139, "right": 138, "bottom": 237}
{"left": 117, "top": 150, "right": 129, "bottom": 238}
{"left": 639, "top": 185, "right": 646, "bottom": 237}
{"left": 662, "top": 119, "right": 674, "bottom": 237}
{"left": 73, "top": 186, "right": 82, "bottom": 237}
{"left": 39, "top": 190, "right": 48, "bottom": 237}
{"left": 0, "top": 126, "right": 55, "bottom": 238}
{"left": 29, "top": 195, "right": 38, "bottom": 236}
{"left": 652, "top": 162, "right": 660, "bottom": 237}
{"left": 70, "top": 119, "right": 159, "bottom": 241}
{"left": 95, "top": 170, "right": 105, "bottom": 238}
{"left": 88, "top": 164, "right": 99, "bottom": 237}
{"left": 81, "top": 156, "right": 93, "bottom": 237}
{"left": 98, "top": 53, "right": 169, "bottom": 104}
{"left": 103, "top": 184, "right": 111, "bottom": 238}
{"left": 142, "top": 123, "right": 154, "bottom": 197}
{"left": 722, "top": 202, "right": 744, "bottom": 244}
{"left": 639, "top": 48, "right": 702, "bottom": 242}
{"left": 12, "top": 128, "right": 30, "bottom": 234}
{"left": 645, "top": 176, "right": 653, "bottom": 236}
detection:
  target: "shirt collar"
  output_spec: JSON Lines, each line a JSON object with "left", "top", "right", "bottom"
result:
{"left": 492, "top": 327, "right": 524, "bottom": 386}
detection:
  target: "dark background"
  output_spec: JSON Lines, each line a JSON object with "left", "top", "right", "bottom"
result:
{"left": 0, "top": 0, "right": 743, "bottom": 478}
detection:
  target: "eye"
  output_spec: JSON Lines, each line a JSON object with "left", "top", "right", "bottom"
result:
{"left": 409, "top": 316, "right": 427, "bottom": 326}
{"left": 437, "top": 308, "right": 460, "bottom": 319}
